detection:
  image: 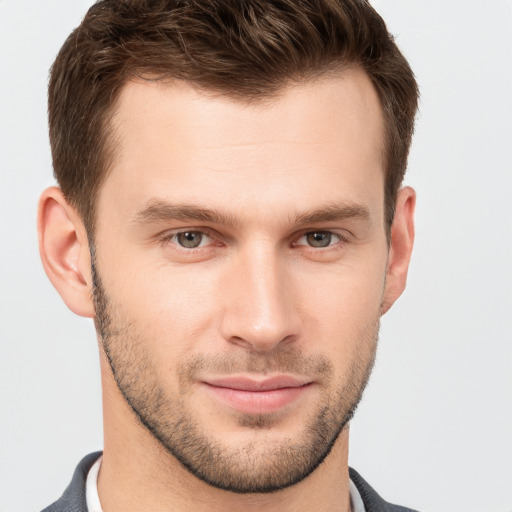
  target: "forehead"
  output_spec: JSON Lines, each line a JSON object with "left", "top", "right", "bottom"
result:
{"left": 99, "top": 69, "right": 386, "bottom": 228}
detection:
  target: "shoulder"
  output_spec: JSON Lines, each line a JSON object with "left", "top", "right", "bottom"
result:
{"left": 349, "top": 467, "right": 421, "bottom": 512}
{"left": 40, "top": 452, "right": 102, "bottom": 512}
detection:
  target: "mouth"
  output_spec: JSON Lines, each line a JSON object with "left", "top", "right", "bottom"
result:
{"left": 200, "top": 375, "right": 314, "bottom": 415}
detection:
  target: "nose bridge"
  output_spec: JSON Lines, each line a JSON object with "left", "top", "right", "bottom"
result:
{"left": 221, "top": 241, "right": 298, "bottom": 351}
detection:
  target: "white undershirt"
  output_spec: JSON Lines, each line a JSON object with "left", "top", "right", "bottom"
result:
{"left": 86, "top": 455, "right": 366, "bottom": 512}
{"left": 85, "top": 455, "right": 103, "bottom": 512}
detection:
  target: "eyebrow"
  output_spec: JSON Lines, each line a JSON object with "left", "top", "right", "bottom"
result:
{"left": 133, "top": 200, "right": 238, "bottom": 226}
{"left": 133, "top": 199, "right": 371, "bottom": 227}
{"left": 294, "top": 202, "right": 371, "bottom": 224}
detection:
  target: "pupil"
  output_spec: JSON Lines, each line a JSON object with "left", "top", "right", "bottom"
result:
{"left": 177, "top": 232, "right": 202, "bottom": 248}
{"left": 307, "top": 232, "right": 331, "bottom": 248}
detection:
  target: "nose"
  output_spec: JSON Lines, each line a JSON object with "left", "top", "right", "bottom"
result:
{"left": 219, "top": 245, "right": 301, "bottom": 353}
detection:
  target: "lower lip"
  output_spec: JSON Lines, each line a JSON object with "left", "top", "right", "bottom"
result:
{"left": 202, "top": 383, "right": 311, "bottom": 414}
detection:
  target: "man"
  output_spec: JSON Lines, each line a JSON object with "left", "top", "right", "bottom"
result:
{"left": 38, "top": 0, "right": 418, "bottom": 510}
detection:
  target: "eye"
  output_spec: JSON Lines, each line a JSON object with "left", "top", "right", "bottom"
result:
{"left": 158, "top": 229, "right": 222, "bottom": 261}
{"left": 173, "top": 231, "right": 210, "bottom": 249}
{"left": 295, "top": 231, "right": 342, "bottom": 248}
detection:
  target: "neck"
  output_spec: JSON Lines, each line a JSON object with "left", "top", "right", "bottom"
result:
{"left": 98, "top": 359, "right": 352, "bottom": 512}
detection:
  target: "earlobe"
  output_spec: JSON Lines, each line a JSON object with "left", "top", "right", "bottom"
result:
{"left": 38, "top": 186, "right": 95, "bottom": 318}
{"left": 381, "top": 186, "right": 416, "bottom": 315}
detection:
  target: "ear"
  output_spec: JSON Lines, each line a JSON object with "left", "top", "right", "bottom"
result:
{"left": 381, "top": 186, "right": 416, "bottom": 315}
{"left": 38, "top": 186, "right": 95, "bottom": 317}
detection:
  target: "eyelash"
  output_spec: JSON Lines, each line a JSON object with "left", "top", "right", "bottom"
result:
{"left": 292, "top": 231, "right": 347, "bottom": 249}
{"left": 158, "top": 229, "right": 349, "bottom": 252}
{"left": 159, "top": 229, "right": 220, "bottom": 251}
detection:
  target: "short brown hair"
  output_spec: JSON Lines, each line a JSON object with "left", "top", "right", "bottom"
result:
{"left": 49, "top": 0, "right": 418, "bottom": 233}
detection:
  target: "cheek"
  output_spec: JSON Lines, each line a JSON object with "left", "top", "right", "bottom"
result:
{"left": 293, "top": 258, "right": 385, "bottom": 358}
{"left": 106, "top": 260, "right": 223, "bottom": 359}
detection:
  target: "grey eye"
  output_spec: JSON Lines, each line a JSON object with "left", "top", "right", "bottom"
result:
{"left": 306, "top": 231, "right": 332, "bottom": 248}
{"left": 176, "top": 231, "right": 203, "bottom": 248}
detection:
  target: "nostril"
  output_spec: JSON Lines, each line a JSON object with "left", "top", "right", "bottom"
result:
{"left": 225, "top": 331, "right": 298, "bottom": 353}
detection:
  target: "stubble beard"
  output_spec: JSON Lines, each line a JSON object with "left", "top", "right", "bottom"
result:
{"left": 91, "top": 259, "right": 379, "bottom": 494}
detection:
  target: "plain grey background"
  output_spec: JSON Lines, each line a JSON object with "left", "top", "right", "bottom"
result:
{"left": 1, "top": 1, "right": 511, "bottom": 511}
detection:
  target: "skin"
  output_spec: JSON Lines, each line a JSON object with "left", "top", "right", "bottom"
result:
{"left": 38, "top": 68, "right": 415, "bottom": 512}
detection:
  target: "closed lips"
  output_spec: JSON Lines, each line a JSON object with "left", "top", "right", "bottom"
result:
{"left": 200, "top": 375, "right": 314, "bottom": 414}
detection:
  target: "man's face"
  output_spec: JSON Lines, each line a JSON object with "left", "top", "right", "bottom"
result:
{"left": 93, "top": 69, "right": 390, "bottom": 492}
